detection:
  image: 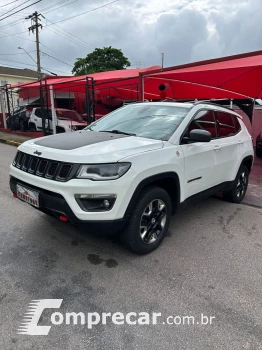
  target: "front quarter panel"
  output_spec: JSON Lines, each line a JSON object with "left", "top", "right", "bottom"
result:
{"left": 121, "top": 142, "right": 185, "bottom": 202}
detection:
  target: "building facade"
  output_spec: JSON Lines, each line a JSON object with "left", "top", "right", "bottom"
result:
{"left": 0, "top": 66, "right": 39, "bottom": 114}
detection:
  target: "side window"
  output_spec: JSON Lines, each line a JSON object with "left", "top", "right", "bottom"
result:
{"left": 232, "top": 115, "right": 241, "bottom": 133}
{"left": 187, "top": 110, "right": 217, "bottom": 138}
{"left": 35, "top": 109, "right": 41, "bottom": 118}
{"left": 215, "top": 111, "right": 236, "bottom": 137}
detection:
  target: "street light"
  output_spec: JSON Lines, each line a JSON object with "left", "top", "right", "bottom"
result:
{"left": 18, "top": 47, "right": 57, "bottom": 76}
{"left": 18, "top": 46, "right": 38, "bottom": 66}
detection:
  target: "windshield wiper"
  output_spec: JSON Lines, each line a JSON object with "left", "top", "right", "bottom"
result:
{"left": 100, "top": 130, "right": 136, "bottom": 136}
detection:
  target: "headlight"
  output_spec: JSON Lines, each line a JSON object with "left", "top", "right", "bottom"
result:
{"left": 76, "top": 163, "right": 131, "bottom": 180}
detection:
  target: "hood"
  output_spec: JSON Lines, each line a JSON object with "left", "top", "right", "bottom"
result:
{"left": 20, "top": 130, "right": 163, "bottom": 163}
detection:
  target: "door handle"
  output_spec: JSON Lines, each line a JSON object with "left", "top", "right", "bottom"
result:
{"left": 238, "top": 140, "right": 244, "bottom": 145}
{"left": 213, "top": 145, "right": 221, "bottom": 151}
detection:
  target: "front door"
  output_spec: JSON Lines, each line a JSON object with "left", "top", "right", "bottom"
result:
{"left": 181, "top": 109, "right": 217, "bottom": 199}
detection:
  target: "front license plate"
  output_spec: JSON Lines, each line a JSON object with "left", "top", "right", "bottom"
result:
{"left": 17, "top": 184, "right": 39, "bottom": 208}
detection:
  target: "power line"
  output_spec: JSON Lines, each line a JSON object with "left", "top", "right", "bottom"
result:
{"left": 0, "top": 50, "right": 36, "bottom": 55}
{"left": 0, "top": 0, "right": 19, "bottom": 7}
{"left": 40, "top": 0, "right": 74, "bottom": 13}
{"left": 0, "top": 0, "right": 31, "bottom": 19}
{"left": 0, "top": 29, "right": 28, "bottom": 38}
{"left": 44, "top": 26, "right": 92, "bottom": 50}
{"left": 39, "top": 42, "right": 71, "bottom": 61}
{"left": 0, "top": 28, "right": 35, "bottom": 41}
{"left": 44, "top": 18, "right": 94, "bottom": 49}
{"left": 0, "top": 58, "right": 71, "bottom": 75}
{"left": 41, "top": 51, "right": 73, "bottom": 67}
{"left": 43, "top": 0, "right": 78, "bottom": 14}
{"left": 0, "top": 0, "right": 42, "bottom": 22}
{"left": 45, "top": 0, "right": 120, "bottom": 25}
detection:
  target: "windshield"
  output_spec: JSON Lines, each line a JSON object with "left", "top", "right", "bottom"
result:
{"left": 87, "top": 104, "right": 190, "bottom": 140}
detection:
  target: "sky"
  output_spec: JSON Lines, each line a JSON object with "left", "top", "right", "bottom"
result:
{"left": 0, "top": 0, "right": 261, "bottom": 76}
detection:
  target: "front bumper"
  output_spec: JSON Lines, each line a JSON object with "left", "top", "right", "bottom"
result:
{"left": 10, "top": 176, "right": 128, "bottom": 235}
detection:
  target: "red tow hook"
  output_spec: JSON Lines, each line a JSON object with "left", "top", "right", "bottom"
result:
{"left": 13, "top": 193, "right": 18, "bottom": 198}
{"left": 59, "top": 215, "right": 69, "bottom": 222}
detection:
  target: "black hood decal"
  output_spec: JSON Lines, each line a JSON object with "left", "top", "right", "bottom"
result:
{"left": 34, "top": 131, "right": 128, "bottom": 150}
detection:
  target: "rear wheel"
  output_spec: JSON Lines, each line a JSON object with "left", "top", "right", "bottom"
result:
{"left": 29, "top": 122, "right": 37, "bottom": 131}
{"left": 19, "top": 119, "right": 25, "bottom": 131}
{"left": 223, "top": 165, "right": 249, "bottom": 203}
{"left": 120, "top": 187, "right": 172, "bottom": 254}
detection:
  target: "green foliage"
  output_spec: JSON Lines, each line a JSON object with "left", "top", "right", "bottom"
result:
{"left": 72, "top": 46, "right": 131, "bottom": 76}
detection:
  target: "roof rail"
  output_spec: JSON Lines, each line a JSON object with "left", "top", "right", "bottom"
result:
{"left": 192, "top": 100, "right": 236, "bottom": 112}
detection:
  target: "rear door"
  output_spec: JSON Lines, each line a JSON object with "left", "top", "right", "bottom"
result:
{"left": 181, "top": 109, "right": 218, "bottom": 199}
{"left": 212, "top": 111, "right": 239, "bottom": 183}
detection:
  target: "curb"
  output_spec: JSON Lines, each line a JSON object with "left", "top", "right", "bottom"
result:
{"left": 0, "top": 139, "right": 21, "bottom": 147}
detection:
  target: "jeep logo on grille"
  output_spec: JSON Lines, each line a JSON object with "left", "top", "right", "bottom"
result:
{"left": 34, "top": 151, "right": 42, "bottom": 156}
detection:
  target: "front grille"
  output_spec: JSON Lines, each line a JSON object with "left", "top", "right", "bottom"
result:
{"left": 58, "top": 164, "right": 73, "bottom": 180}
{"left": 12, "top": 151, "right": 74, "bottom": 182}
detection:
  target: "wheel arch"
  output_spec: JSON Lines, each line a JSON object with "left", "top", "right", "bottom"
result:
{"left": 240, "top": 155, "right": 253, "bottom": 174}
{"left": 124, "top": 172, "right": 181, "bottom": 217}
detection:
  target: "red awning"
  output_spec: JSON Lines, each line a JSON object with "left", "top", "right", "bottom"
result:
{"left": 140, "top": 50, "right": 262, "bottom": 100}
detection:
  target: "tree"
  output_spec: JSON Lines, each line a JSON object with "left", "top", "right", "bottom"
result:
{"left": 72, "top": 46, "right": 131, "bottom": 76}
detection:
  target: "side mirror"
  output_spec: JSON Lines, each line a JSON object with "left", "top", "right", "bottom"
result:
{"left": 189, "top": 129, "right": 211, "bottom": 143}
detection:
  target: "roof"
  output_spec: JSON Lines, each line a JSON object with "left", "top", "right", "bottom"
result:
{"left": 140, "top": 50, "right": 262, "bottom": 99}
{"left": 0, "top": 66, "right": 39, "bottom": 79}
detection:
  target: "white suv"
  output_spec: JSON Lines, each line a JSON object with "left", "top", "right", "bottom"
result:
{"left": 10, "top": 102, "right": 254, "bottom": 254}
{"left": 29, "top": 107, "right": 86, "bottom": 133}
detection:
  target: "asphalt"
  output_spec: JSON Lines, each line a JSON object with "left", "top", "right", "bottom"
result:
{"left": 0, "top": 143, "right": 262, "bottom": 350}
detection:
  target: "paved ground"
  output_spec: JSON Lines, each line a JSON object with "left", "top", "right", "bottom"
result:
{"left": 243, "top": 157, "right": 262, "bottom": 208}
{"left": 0, "top": 130, "right": 33, "bottom": 144}
{"left": 0, "top": 143, "right": 261, "bottom": 350}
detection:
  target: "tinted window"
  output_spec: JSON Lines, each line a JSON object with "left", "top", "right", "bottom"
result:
{"left": 215, "top": 111, "right": 235, "bottom": 137}
{"left": 232, "top": 115, "right": 241, "bottom": 133}
{"left": 187, "top": 110, "right": 217, "bottom": 138}
{"left": 35, "top": 109, "right": 41, "bottom": 117}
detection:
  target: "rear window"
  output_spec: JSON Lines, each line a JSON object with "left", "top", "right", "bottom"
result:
{"left": 215, "top": 111, "right": 236, "bottom": 137}
{"left": 232, "top": 115, "right": 241, "bottom": 133}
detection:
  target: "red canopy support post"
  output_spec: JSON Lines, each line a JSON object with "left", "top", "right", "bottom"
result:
{"left": 138, "top": 73, "right": 144, "bottom": 101}
{"left": 50, "top": 85, "right": 57, "bottom": 135}
{"left": 0, "top": 89, "right": 7, "bottom": 128}
{"left": 85, "top": 77, "right": 90, "bottom": 125}
{"left": 91, "top": 78, "right": 95, "bottom": 120}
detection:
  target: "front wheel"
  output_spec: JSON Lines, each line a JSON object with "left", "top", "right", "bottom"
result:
{"left": 223, "top": 165, "right": 249, "bottom": 203}
{"left": 29, "top": 122, "right": 37, "bottom": 131}
{"left": 120, "top": 187, "right": 172, "bottom": 254}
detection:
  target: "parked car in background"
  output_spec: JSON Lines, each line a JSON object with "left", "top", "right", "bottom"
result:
{"left": 256, "top": 131, "right": 262, "bottom": 157}
{"left": 81, "top": 113, "right": 104, "bottom": 123}
{"left": 7, "top": 105, "right": 35, "bottom": 131}
{"left": 29, "top": 108, "right": 86, "bottom": 133}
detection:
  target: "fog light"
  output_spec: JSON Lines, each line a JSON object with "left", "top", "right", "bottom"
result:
{"left": 103, "top": 199, "right": 110, "bottom": 208}
{"left": 75, "top": 194, "right": 116, "bottom": 212}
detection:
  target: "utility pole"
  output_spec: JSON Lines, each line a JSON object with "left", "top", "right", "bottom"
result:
{"left": 26, "top": 11, "right": 44, "bottom": 80}
{"left": 26, "top": 11, "right": 46, "bottom": 134}
{"left": 161, "top": 53, "right": 164, "bottom": 69}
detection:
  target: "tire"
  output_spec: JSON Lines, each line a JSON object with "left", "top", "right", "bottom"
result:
{"left": 29, "top": 123, "right": 37, "bottom": 131}
{"left": 120, "top": 186, "right": 172, "bottom": 254}
{"left": 223, "top": 165, "right": 249, "bottom": 203}
{"left": 256, "top": 148, "right": 262, "bottom": 158}
{"left": 19, "top": 119, "right": 24, "bottom": 131}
